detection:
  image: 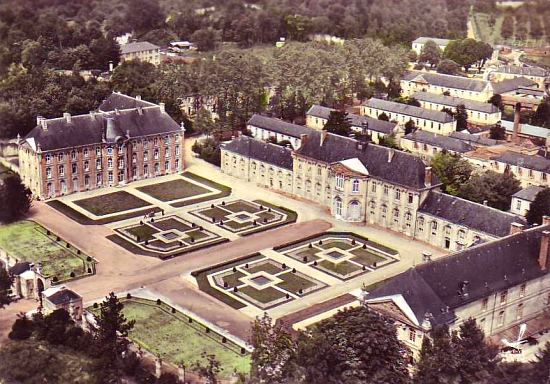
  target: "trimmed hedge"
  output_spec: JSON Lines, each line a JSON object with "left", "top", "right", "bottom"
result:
{"left": 47, "top": 200, "right": 162, "bottom": 225}
{"left": 239, "top": 200, "right": 298, "bottom": 237}
{"left": 170, "top": 172, "right": 232, "bottom": 208}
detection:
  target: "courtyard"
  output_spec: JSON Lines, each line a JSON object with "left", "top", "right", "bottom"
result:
{"left": 0, "top": 221, "right": 96, "bottom": 282}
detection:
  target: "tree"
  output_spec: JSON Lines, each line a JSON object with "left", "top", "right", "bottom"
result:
{"left": 194, "top": 107, "right": 217, "bottom": 136}
{"left": 431, "top": 152, "right": 473, "bottom": 195}
{"left": 489, "top": 122, "right": 506, "bottom": 140}
{"left": 191, "top": 28, "right": 221, "bottom": 52}
{"left": 455, "top": 104, "right": 468, "bottom": 131}
{"left": 444, "top": 39, "right": 492, "bottom": 71}
{"left": 378, "top": 112, "right": 389, "bottom": 121}
{"left": 250, "top": 313, "right": 296, "bottom": 383}
{"left": 489, "top": 94, "right": 504, "bottom": 111}
{"left": 0, "top": 173, "right": 32, "bottom": 224}
{"left": 126, "top": 0, "right": 164, "bottom": 34}
{"left": 459, "top": 170, "right": 521, "bottom": 210}
{"left": 532, "top": 99, "right": 550, "bottom": 128}
{"left": 419, "top": 40, "right": 442, "bottom": 67}
{"left": 194, "top": 353, "right": 222, "bottom": 384}
{"left": 405, "top": 119, "right": 416, "bottom": 134}
{"left": 414, "top": 325, "right": 459, "bottom": 384}
{"left": 8, "top": 314, "right": 33, "bottom": 340}
{"left": 0, "top": 267, "right": 13, "bottom": 309}
{"left": 378, "top": 134, "right": 400, "bottom": 149}
{"left": 35, "top": 308, "right": 75, "bottom": 346}
{"left": 92, "top": 292, "right": 135, "bottom": 382}
{"left": 437, "top": 59, "right": 460, "bottom": 75}
{"left": 323, "top": 110, "right": 352, "bottom": 137}
{"left": 110, "top": 61, "right": 158, "bottom": 99}
{"left": 526, "top": 188, "right": 550, "bottom": 225}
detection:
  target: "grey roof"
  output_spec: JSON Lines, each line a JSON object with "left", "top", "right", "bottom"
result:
{"left": 491, "top": 77, "right": 538, "bottom": 94}
{"left": 295, "top": 131, "right": 440, "bottom": 190}
{"left": 25, "top": 108, "right": 181, "bottom": 152}
{"left": 403, "top": 131, "right": 473, "bottom": 153}
{"left": 402, "top": 71, "right": 489, "bottom": 92}
{"left": 364, "top": 98, "right": 454, "bottom": 124}
{"left": 449, "top": 131, "right": 500, "bottom": 146}
{"left": 9, "top": 262, "right": 30, "bottom": 275}
{"left": 306, "top": 105, "right": 397, "bottom": 134}
{"left": 368, "top": 224, "right": 549, "bottom": 326}
{"left": 120, "top": 41, "right": 160, "bottom": 55}
{"left": 412, "top": 37, "right": 451, "bottom": 46}
{"left": 222, "top": 135, "right": 293, "bottom": 170}
{"left": 247, "top": 115, "right": 313, "bottom": 138}
{"left": 494, "top": 151, "right": 550, "bottom": 173}
{"left": 495, "top": 65, "right": 547, "bottom": 77}
{"left": 513, "top": 185, "right": 545, "bottom": 202}
{"left": 99, "top": 93, "right": 156, "bottom": 112}
{"left": 501, "top": 120, "right": 550, "bottom": 139}
{"left": 419, "top": 190, "right": 526, "bottom": 237}
{"left": 413, "top": 92, "right": 499, "bottom": 114}
{"left": 46, "top": 289, "right": 81, "bottom": 305}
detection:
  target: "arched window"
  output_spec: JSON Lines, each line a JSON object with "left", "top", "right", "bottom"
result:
{"left": 334, "top": 196, "right": 343, "bottom": 216}
{"left": 444, "top": 225, "right": 452, "bottom": 236}
{"left": 336, "top": 174, "right": 344, "bottom": 189}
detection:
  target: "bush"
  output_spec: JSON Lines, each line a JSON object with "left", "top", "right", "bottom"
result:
{"left": 9, "top": 316, "right": 33, "bottom": 340}
{"left": 156, "top": 299, "right": 162, "bottom": 305}
{"left": 126, "top": 293, "right": 132, "bottom": 299}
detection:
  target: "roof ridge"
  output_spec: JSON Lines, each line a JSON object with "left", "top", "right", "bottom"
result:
{"left": 430, "top": 190, "right": 525, "bottom": 219}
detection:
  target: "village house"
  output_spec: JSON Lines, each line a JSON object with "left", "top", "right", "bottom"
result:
{"left": 413, "top": 91, "right": 502, "bottom": 126}
{"left": 42, "top": 286, "right": 83, "bottom": 322}
{"left": 490, "top": 65, "right": 548, "bottom": 88}
{"left": 411, "top": 37, "right": 451, "bottom": 55}
{"left": 246, "top": 114, "right": 313, "bottom": 149}
{"left": 401, "top": 71, "right": 494, "bottom": 102}
{"left": 18, "top": 93, "right": 185, "bottom": 199}
{"left": 511, "top": 185, "right": 544, "bottom": 217}
{"left": 178, "top": 94, "right": 217, "bottom": 118}
{"left": 120, "top": 41, "right": 161, "bottom": 66}
{"left": 305, "top": 105, "right": 397, "bottom": 144}
{"left": 492, "top": 77, "right": 543, "bottom": 110}
{"left": 500, "top": 120, "right": 550, "bottom": 146}
{"left": 361, "top": 98, "right": 457, "bottom": 136}
{"left": 366, "top": 220, "right": 550, "bottom": 358}
{"left": 400, "top": 131, "right": 475, "bottom": 159}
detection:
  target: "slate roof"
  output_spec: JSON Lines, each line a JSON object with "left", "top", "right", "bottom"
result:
{"left": 413, "top": 92, "right": 499, "bottom": 114}
{"left": 501, "top": 120, "right": 550, "bottom": 139}
{"left": 24, "top": 107, "right": 181, "bottom": 152}
{"left": 46, "top": 289, "right": 81, "bottom": 305}
{"left": 495, "top": 65, "right": 547, "bottom": 77}
{"left": 402, "top": 71, "right": 489, "bottom": 92}
{"left": 306, "top": 105, "right": 397, "bottom": 134}
{"left": 419, "top": 190, "right": 526, "bottom": 237}
{"left": 99, "top": 92, "right": 156, "bottom": 112}
{"left": 448, "top": 131, "right": 500, "bottom": 146}
{"left": 120, "top": 41, "right": 160, "bottom": 55}
{"left": 8, "top": 262, "right": 30, "bottom": 275}
{"left": 221, "top": 135, "right": 293, "bottom": 170}
{"left": 513, "top": 185, "right": 544, "bottom": 202}
{"left": 294, "top": 131, "right": 440, "bottom": 190}
{"left": 491, "top": 77, "right": 539, "bottom": 94}
{"left": 247, "top": 115, "right": 313, "bottom": 138}
{"left": 494, "top": 151, "right": 550, "bottom": 173}
{"left": 412, "top": 37, "right": 451, "bottom": 46}
{"left": 403, "top": 131, "right": 473, "bottom": 153}
{"left": 364, "top": 98, "right": 454, "bottom": 123}
{"left": 368, "top": 224, "right": 550, "bottom": 326}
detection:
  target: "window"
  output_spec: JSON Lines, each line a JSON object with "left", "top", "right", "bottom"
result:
{"left": 58, "top": 165, "right": 65, "bottom": 176}
{"left": 96, "top": 159, "right": 102, "bottom": 170}
{"left": 381, "top": 204, "right": 387, "bottom": 219}
{"left": 164, "top": 160, "right": 169, "bottom": 171}
{"left": 383, "top": 185, "right": 389, "bottom": 196}
{"left": 84, "top": 161, "right": 89, "bottom": 171}
{"left": 431, "top": 221, "right": 438, "bottom": 234}
{"left": 108, "top": 172, "right": 113, "bottom": 182}
{"left": 520, "top": 283, "right": 526, "bottom": 298}
{"left": 529, "top": 169, "right": 534, "bottom": 179}
{"left": 71, "top": 163, "right": 77, "bottom": 174}
{"left": 500, "top": 291, "right": 507, "bottom": 305}
{"left": 107, "top": 146, "right": 113, "bottom": 155}
{"left": 118, "top": 158, "right": 124, "bottom": 169}
{"left": 45, "top": 154, "right": 52, "bottom": 164}
{"left": 58, "top": 153, "right": 64, "bottom": 162}
{"left": 497, "top": 311, "right": 505, "bottom": 327}
{"left": 96, "top": 173, "right": 102, "bottom": 185}
{"left": 144, "top": 151, "right": 148, "bottom": 161}
{"left": 444, "top": 225, "right": 451, "bottom": 236}
{"left": 516, "top": 200, "right": 521, "bottom": 210}
{"left": 71, "top": 151, "right": 76, "bottom": 160}
{"left": 96, "top": 147, "right": 101, "bottom": 156}
{"left": 155, "top": 163, "right": 160, "bottom": 174}
{"left": 83, "top": 148, "right": 89, "bottom": 157}
{"left": 371, "top": 183, "right": 377, "bottom": 193}
{"left": 393, "top": 208, "right": 400, "bottom": 218}
{"left": 482, "top": 297, "right": 488, "bottom": 311}
{"left": 46, "top": 167, "right": 52, "bottom": 179}
{"left": 336, "top": 174, "right": 344, "bottom": 189}
{"left": 408, "top": 193, "right": 414, "bottom": 204}
{"left": 352, "top": 179, "right": 360, "bottom": 193}
{"left": 118, "top": 172, "right": 123, "bottom": 182}
{"left": 144, "top": 164, "right": 149, "bottom": 175}
{"left": 458, "top": 229, "right": 466, "bottom": 240}
{"left": 175, "top": 145, "right": 180, "bottom": 156}
{"left": 395, "top": 189, "right": 401, "bottom": 200}
{"left": 108, "top": 158, "right": 113, "bottom": 169}
{"left": 516, "top": 304, "right": 524, "bottom": 320}
{"left": 84, "top": 175, "right": 89, "bottom": 186}
{"left": 154, "top": 149, "right": 159, "bottom": 159}
{"left": 417, "top": 217, "right": 424, "bottom": 232}
{"left": 409, "top": 329, "right": 416, "bottom": 343}
{"left": 175, "top": 159, "right": 180, "bottom": 169}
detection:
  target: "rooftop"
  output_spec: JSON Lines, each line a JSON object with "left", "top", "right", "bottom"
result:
{"left": 501, "top": 120, "right": 550, "bottom": 139}
{"left": 247, "top": 115, "right": 313, "bottom": 138}
{"left": 221, "top": 135, "right": 294, "bottom": 170}
{"left": 403, "top": 131, "right": 473, "bottom": 153}
{"left": 412, "top": 37, "right": 452, "bottom": 46}
{"left": 494, "top": 151, "right": 550, "bottom": 173}
{"left": 120, "top": 41, "right": 160, "bottom": 55}
{"left": 99, "top": 92, "right": 156, "bottom": 112}
{"left": 306, "top": 105, "right": 397, "bottom": 134}
{"left": 513, "top": 185, "right": 545, "bottom": 202}
{"left": 491, "top": 77, "right": 539, "bottom": 94}
{"left": 449, "top": 131, "right": 500, "bottom": 146}
{"left": 364, "top": 98, "right": 454, "bottom": 124}
{"left": 45, "top": 288, "right": 81, "bottom": 305}
{"left": 402, "top": 71, "right": 490, "bottom": 93}
{"left": 413, "top": 91, "right": 500, "bottom": 114}
{"left": 495, "top": 65, "right": 547, "bottom": 77}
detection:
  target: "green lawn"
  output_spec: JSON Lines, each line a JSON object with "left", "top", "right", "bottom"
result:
{"left": 350, "top": 249, "right": 385, "bottom": 266}
{"left": 74, "top": 191, "right": 150, "bottom": 216}
{"left": 126, "top": 224, "right": 159, "bottom": 242}
{"left": 199, "top": 207, "right": 230, "bottom": 221}
{"left": 223, "top": 201, "right": 259, "bottom": 213}
{"left": 246, "top": 262, "right": 283, "bottom": 275}
{"left": 294, "top": 247, "right": 322, "bottom": 261}
{"left": 239, "top": 285, "right": 286, "bottom": 304}
{"left": 120, "top": 299, "right": 250, "bottom": 377}
{"left": 0, "top": 221, "right": 93, "bottom": 281}
{"left": 276, "top": 272, "right": 317, "bottom": 294}
{"left": 318, "top": 260, "right": 361, "bottom": 276}
{"left": 137, "top": 179, "right": 210, "bottom": 202}
{"left": 222, "top": 271, "right": 246, "bottom": 288}
{"left": 318, "top": 240, "right": 354, "bottom": 251}
{"left": 153, "top": 218, "right": 192, "bottom": 232}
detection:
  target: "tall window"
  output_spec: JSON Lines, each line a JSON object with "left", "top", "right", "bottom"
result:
{"left": 96, "top": 159, "right": 102, "bottom": 170}
{"left": 58, "top": 165, "right": 65, "bottom": 176}
{"left": 497, "top": 310, "right": 505, "bottom": 326}
{"left": 154, "top": 149, "right": 159, "bottom": 159}
{"left": 45, "top": 154, "right": 52, "bottom": 164}
{"left": 58, "top": 153, "right": 64, "bottom": 162}
{"left": 84, "top": 175, "right": 90, "bottom": 186}
{"left": 408, "top": 193, "right": 414, "bottom": 204}
{"left": 118, "top": 158, "right": 124, "bottom": 169}
{"left": 500, "top": 291, "right": 507, "bottom": 305}
{"left": 395, "top": 189, "right": 401, "bottom": 200}
{"left": 482, "top": 297, "right": 488, "bottom": 311}
{"left": 96, "top": 173, "right": 102, "bottom": 184}
{"left": 108, "top": 158, "right": 113, "bottom": 169}
{"left": 352, "top": 179, "right": 360, "bottom": 193}
{"left": 336, "top": 174, "right": 344, "bottom": 189}
{"left": 371, "top": 182, "right": 377, "bottom": 193}
{"left": 83, "top": 148, "right": 89, "bottom": 157}
{"left": 516, "top": 304, "right": 524, "bottom": 320}
{"left": 96, "top": 147, "right": 101, "bottom": 156}
{"left": 71, "top": 163, "right": 77, "bottom": 174}
{"left": 520, "top": 283, "right": 526, "bottom": 298}
{"left": 409, "top": 329, "right": 416, "bottom": 343}
{"left": 383, "top": 185, "right": 389, "bottom": 196}
{"left": 84, "top": 161, "right": 89, "bottom": 171}
{"left": 46, "top": 167, "right": 52, "bottom": 179}
{"left": 71, "top": 151, "right": 76, "bottom": 160}
{"left": 108, "top": 172, "right": 113, "bottom": 182}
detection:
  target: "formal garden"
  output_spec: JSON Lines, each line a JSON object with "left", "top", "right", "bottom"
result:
{"left": 0, "top": 220, "right": 96, "bottom": 282}
{"left": 193, "top": 254, "right": 326, "bottom": 310}
{"left": 190, "top": 199, "right": 296, "bottom": 236}
{"left": 90, "top": 297, "right": 250, "bottom": 378}
{"left": 277, "top": 233, "right": 398, "bottom": 280}
{"left": 108, "top": 215, "right": 226, "bottom": 259}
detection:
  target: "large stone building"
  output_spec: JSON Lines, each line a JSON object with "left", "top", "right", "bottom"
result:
{"left": 361, "top": 98, "right": 457, "bottom": 136}
{"left": 491, "top": 77, "right": 543, "bottom": 110}
{"left": 247, "top": 114, "right": 313, "bottom": 149}
{"left": 490, "top": 65, "right": 548, "bottom": 88}
{"left": 120, "top": 41, "right": 161, "bottom": 66}
{"left": 18, "top": 93, "right": 185, "bottom": 199}
{"left": 366, "top": 220, "right": 550, "bottom": 357}
{"left": 401, "top": 71, "right": 494, "bottom": 102}
{"left": 411, "top": 37, "right": 451, "bottom": 55}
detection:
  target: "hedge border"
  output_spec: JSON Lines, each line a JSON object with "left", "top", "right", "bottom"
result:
{"left": 239, "top": 200, "right": 298, "bottom": 237}
{"left": 170, "top": 172, "right": 232, "bottom": 208}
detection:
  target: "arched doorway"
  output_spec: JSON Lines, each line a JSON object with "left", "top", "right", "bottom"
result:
{"left": 348, "top": 200, "right": 361, "bottom": 221}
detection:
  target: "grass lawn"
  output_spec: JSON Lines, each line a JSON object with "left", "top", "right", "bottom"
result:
{"left": 199, "top": 207, "right": 230, "bottom": 221}
{"left": 148, "top": 240, "right": 180, "bottom": 250}
{"left": 0, "top": 221, "right": 92, "bottom": 281}
{"left": 186, "top": 229, "right": 209, "bottom": 241}
{"left": 239, "top": 286, "right": 286, "bottom": 304}
{"left": 120, "top": 299, "right": 250, "bottom": 377}
{"left": 257, "top": 211, "right": 278, "bottom": 222}
{"left": 137, "top": 179, "right": 210, "bottom": 202}
{"left": 276, "top": 272, "right": 316, "bottom": 294}
{"left": 294, "top": 247, "right": 322, "bottom": 261}
{"left": 171, "top": 172, "right": 232, "bottom": 208}
{"left": 126, "top": 224, "right": 159, "bottom": 242}
{"left": 74, "top": 191, "right": 150, "bottom": 216}
{"left": 318, "top": 260, "right": 361, "bottom": 276}
{"left": 223, "top": 201, "right": 259, "bottom": 213}
{"left": 350, "top": 249, "right": 385, "bottom": 266}
{"left": 318, "top": 240, "right": 354, "bottom": 251}
{"left": 153, "top": 218, "right": 192, "bottom": 232}
{"left": 246, "top": 262, "right": 283, "bottom": 275}
{"left": 223, "top": 221, "right": 254, "bottom": 231}
{"left": 222, "top": 271, "right": 246, "bottom": 288}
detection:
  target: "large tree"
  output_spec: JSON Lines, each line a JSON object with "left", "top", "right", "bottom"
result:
{"left": 458, "top": 170, "right": 521, "bottom": 211}
{"left": 419, "top": 40, "right": 443, "bottom": 67}
{"left": 437, "top": 59, "right": 460, "bottom": 75}
{"left": 323, "top": 110, "right": 352, "bottom": 137}
{"left": 431, "top": 152, "right": 473, "bottom": 195}
{"left": 455, "top": 104, "right": 468, "bottom": 131}
{"left": 526, "top": 188, "right": 550, "bottom": 225}
{"left": 110, "top": 61, "right": 158, "bottom": 100}
{"left": 0, "top": 267, "right": 13, "bottom": 309}
{"left": 444, "top": 39, "right": 493, "bottom": 71}
{"left": 0, "top": 173, "right": 32, "bottom": 224}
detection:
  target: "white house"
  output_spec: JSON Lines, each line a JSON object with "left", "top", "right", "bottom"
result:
{"left": 411, "top": 37, "right": 452, "bottom": 55}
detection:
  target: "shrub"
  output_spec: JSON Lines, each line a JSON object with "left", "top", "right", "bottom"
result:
{"left": 126, "top": 293, "right": 132, "bottom": 299}
{"left": 70, "top": 272, "right": 75, "bottom": 278}
{"left": 156, "top": 299, "right": 161, "bottom": 305}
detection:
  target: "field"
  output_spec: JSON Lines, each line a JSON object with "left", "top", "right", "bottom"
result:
{"left": 0, "top": 221, "right": 94, "bottom": 281}
{"left": 74, "top": 191, "right": 151, "bottom": 216}
{"left": 120, "top": 298, "right": 250, "bottom": 377}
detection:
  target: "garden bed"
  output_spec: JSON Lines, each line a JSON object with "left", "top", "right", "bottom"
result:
{"left": 170, "top": 172, "right": 232, "bottom": 207}
{"left": 73, "top": 191, "right": 151, "bottom": 216}
{"left": 137, "top": 178, "right": 210, "bottom": 202}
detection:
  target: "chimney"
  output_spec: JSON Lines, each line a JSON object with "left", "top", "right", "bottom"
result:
{"left": 512, "top": 102, "right": 521, "bottom": 144}
{"left": 539, "top": 230, "right": 550, "bottom": 271}
{"left": 483, "top": 200, "right": 488, "bottom": 206}
{"left": 63, "top": 112, "right": 71, "bottom": 124}
{"left": 320, "top": 131, "right": 328, "bottom": 146}
{"left": 159, "top": 102, "right": 165, "bottom": 113}
{"left": 425, "top": 166, "right": 432, "bottom": 187}
{"left": 510, "top": 222, "right": 524, "bottom": 235}
{"left": 136, "top": 95, "right": 141, "bottom": 100}
{"left": 137, "top": 106, "right": 143, "bottom": 115}
{"left": 543, "top": 216, "right": 550, "bottom": 226}
{"left": 37, "top": 116, "right": 47, "bottom": 131}
{"left": 109, "top": 61, "right": 114, "bottom": 72}
{"left": 387, "top": 148, "right": 395, "bottom": 163}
